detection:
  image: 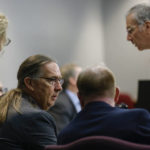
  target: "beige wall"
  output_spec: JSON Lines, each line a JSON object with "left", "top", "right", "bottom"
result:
{"left": 1, "top": 0, "right": 150, "bottom": 100}
{"left": 0, "top": 0, "right": 104, "bottom": 89}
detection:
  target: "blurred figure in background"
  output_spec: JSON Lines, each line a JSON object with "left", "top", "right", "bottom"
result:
{"left": 0, "top": 13, "right": 10, "bottom": 55}
{"left": 48, "top": 64, "right": 82, "bottom": 134}
{"left": 126, "top": 3, "right": 150, "bottom": 51}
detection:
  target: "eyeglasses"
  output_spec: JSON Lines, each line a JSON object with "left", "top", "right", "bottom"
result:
{"left": 39, "top": 77, "right": 64, "bottom": 86}
{"left": 4, "top": 38, "right": 11, "bottom": 46}
{"left": 127, "top": 25, "right": 138, "bottom": 35}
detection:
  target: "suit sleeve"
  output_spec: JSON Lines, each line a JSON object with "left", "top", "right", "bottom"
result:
{"left": 136, "top": 109, "right": 150, "bottom": 144}
{"left": 22, "top": 111, "right": 57, "bottom": 147}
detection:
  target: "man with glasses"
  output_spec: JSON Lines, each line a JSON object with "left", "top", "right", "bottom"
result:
{"left": 126, "top": 3, "right": 150, "bottom": 51}
{"left": 0, "top": 54, "right": 63, "bottom": 149}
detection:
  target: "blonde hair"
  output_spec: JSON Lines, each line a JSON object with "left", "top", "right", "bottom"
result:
{"left": 0, "top": 13, "right": 8, "bottom": 35}
{"left": 0, "top": 13, "right": 8, "bottom": 50}
{"left": 0, "top": 89, "right": 22, "bottom": 123}
{"left": 0, "top": 54, "right": 55, "bottom": 123}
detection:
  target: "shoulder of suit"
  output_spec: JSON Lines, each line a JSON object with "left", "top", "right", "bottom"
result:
{"left": 116, "top": 107, "right": 150, "bottom": 116}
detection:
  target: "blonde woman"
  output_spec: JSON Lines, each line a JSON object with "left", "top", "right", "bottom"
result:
{"left": 0, "top": 13, "right": 10, "bottom": 55}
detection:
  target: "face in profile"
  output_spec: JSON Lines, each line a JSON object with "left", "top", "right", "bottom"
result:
{"left": 126, "top": 13, "right": 150, "bottom": 51}
{"left": 30, "top": 62, "right": 63, "bottom": 110}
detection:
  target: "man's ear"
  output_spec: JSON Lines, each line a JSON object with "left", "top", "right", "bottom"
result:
{"left": 77, "top": 92, "right": 84, "bottom": 109}
{"left": 24, "top": 77, "right": 34, "bottom": 91}
{"left": 69, "top": 77, "right": 76, "bottom": 86}
{"left": 145, "top": 21, "right": 150, "bottom": 34}
{"left": 114, "top": 87, "right": 120, "bottom": 103}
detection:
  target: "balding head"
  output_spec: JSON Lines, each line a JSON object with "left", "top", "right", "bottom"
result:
{"left": 77, "top": 65, "right": 119, "bottom": 107}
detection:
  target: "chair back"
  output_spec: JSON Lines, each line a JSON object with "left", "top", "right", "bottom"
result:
{"left": 45, "top": 136, "right": 150, "bottom": 150}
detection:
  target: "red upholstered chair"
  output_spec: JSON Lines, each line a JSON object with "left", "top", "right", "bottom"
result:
{"left": 117, "top": 93, "right": 135, "bottom": 109}
{"left": 45, "top": 136, "right": 150, "bottom": 150}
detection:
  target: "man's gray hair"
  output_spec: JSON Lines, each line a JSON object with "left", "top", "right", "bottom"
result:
{"left": 127, "top": 3, "right": 150, "bottom": 25}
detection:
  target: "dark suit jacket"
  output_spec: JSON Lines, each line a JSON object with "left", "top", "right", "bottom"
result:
{"left": 0, "top": 93, "right": 57, "bottom": 150}
{"left": 48, "top": 90, "right": 77, "bottom": 134}
{"left": 58, "top": 101, "right": 150, "bottom": 145}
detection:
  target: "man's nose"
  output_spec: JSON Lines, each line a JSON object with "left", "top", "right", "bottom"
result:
{"left": 127, "top": 33, "right": 132, "bottom": 41}
{"left": 55, "top": 82, "right": 62, "bottom": 91}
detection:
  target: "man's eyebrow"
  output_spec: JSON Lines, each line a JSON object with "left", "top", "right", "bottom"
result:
{"left": 48, "top": 76, "right": 62, "bottom": 79}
